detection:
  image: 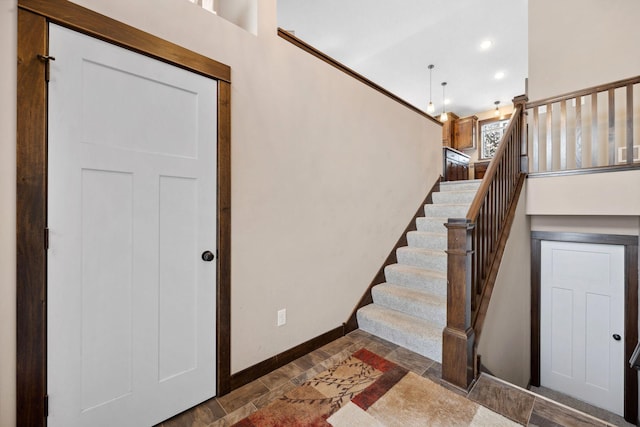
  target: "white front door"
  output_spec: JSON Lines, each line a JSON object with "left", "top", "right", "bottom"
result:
{"left": 540, "top": 240, "right": 625, "bottom": 415}
{"left": 47, "top": 24, "right": 218, "bottom": 427}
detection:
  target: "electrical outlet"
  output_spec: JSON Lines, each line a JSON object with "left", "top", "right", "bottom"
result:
{"left": 277, "top": 309, "right": 286, "bottom": 326}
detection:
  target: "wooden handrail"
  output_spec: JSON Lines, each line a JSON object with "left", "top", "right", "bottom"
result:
{"left": 466, "top": 103, "right": 523, "bottom": 221}
{"left": 442, "top": 95, "right": 528, "bottom": 390}
{"left": 526, "top": 75, "right": 640, "bottom": 109}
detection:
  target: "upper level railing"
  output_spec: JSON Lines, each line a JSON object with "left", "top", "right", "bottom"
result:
{"left": 527, "top": 75, "right": 640, "bottom": 173}
{"left": 442, "top": 96, "right": 528, "bottom": 390}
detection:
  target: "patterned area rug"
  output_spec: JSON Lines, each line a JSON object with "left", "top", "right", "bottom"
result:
{"left": 232, "top": 348, "right": 518, "bottom": 426}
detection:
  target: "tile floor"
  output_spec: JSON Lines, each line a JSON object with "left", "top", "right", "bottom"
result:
{"left": 158, "top": 330, "right": 618, "bottom": 426}
{"left": 530, "top": 385, "right": 634, "bottom": 427}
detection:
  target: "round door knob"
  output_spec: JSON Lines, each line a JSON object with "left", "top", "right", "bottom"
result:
{"left": 201, "top": 250, "right": 215, "bottom": 262}
{"left": 613, "top": 334, "right": 621, "bottom": 341}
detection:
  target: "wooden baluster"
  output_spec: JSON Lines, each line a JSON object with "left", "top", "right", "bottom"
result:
{"left": 591, "top": 92, "right": 598, "bottom": 167}
{"left": 546, "top": 103, "right": 553, "bottom": 171}
{"left": 627, "top": 84, "right": 634, "bottom": 164}
{"left": 496, "top": 155, "right": 501, "bottom": 246}
{"left": 443, "top": 219, "right": 475, "bottom": 390}
{"left": 560, "top": 100, "right": 567, "bottom": 169}
{"left": 575, "top": 96, "right": 582, "bottom": 168}
{"left": 533, "top": 107, "right": 539, "bottom": 172}
{"left": 608, "top": 88, "right": 615, "bottom": 165}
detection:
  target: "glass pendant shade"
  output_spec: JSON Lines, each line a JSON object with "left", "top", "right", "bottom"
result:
{"left": 440, "top": 81, "right": 448, "bottom": 122}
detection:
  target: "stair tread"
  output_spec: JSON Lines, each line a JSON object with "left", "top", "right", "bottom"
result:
{"left": 435, "top": 189, "right": 478, "bottom": 194}
{"left": 439, "top": 185, "right": 481, "bottom": 191}
{"left": 374, "top": 283, "right": 446, "bottom": 305}
{"left": 425, "top": 202, "right": 470, "bottom": 207}
{"left": 385, "top": 263, "right": 446, "bottom": 278}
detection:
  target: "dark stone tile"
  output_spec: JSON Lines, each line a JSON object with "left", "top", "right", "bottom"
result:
{"left": 157, "top": 395, "right": 229, "bottom": 426}
{"left": 422, "top": 360, "right": 442, "bottom": 383}
{"left": 318, "top": 336, "right": 357, "bottom": 356}
{"left": 157, "top": 408, "right": 198, "bottom": 427}
{"left": 258, "top": 362, "right": 304, "bottom": 390}
{"left": 361, "top": 336, "right": 398, "bottom": 357}
{"left": 347, "top": 329, "right": 374, "bottom": 342}
{"left": 292, "top": 348, "right": 330, "bottom": 371}
{"left": 208, "top": 402, "right": 257, "bottom": 427}
{"left": 202, "top": 399, "right": 227, "bottom": 421}
{"left": 529, "top": 385, "right": 632, "bottom": 426}
{"left": 529, "top": 398, "right": 609, "bottom": 427}
{"left": 216, "top": 380, "right": 269, "bottom": 413}
{"left": 385, "top": 346, "right": 435, "bottom": 375}
{"left": 467, "top": 374, "right": 535, "bottom": 425}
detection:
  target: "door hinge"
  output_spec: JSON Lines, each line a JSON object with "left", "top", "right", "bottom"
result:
{"left": 37, "top": 54, "right": 55, "bottom": 82}
{"left": 44, "top": 394, "right": 49, "bottom": 417}
{"left": 44, "top": 228, "right": 49, "bottom": 250}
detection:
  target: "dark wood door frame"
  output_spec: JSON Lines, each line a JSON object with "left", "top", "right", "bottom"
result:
{"left": 530, "top": 231, "right": 639, "bottom": 424}
{"left": 16, "top": 1, "right": 232, "bottom": 425}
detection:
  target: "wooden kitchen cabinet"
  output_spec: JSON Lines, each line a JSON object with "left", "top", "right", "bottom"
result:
{"left": 443, "top": 147, "right": 470, "bottom": 181}
{"left": 452, "top": 115, "right": 478, "bottom": 151}
{"left": 473, "top": 160, "right": 490, "bottom": 179}
{"left": 441, "top": 112, "right": 459, "bottom": 147}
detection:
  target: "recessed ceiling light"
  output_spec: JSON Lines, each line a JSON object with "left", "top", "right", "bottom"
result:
{"left": 444, "top": 99, "right": 451, "bottom": 105}
{"left": 494, "top": 71, "right": 505, "bottom": 80}
{"left": 480, "top": 40, "right": 492, "bottom": 50}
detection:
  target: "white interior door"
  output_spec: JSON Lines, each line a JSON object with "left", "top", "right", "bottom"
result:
{"left": 47, "top": 24, "right": 218, "bottom": 427}
{"left": 540, "top": 240, "right": 625, "bottom": 416}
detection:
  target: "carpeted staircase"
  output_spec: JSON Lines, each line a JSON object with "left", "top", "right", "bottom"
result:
{"left": 357, "top": 179, "right": 482, "bottom": 363}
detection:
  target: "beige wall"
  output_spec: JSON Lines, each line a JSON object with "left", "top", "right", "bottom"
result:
{"left": 529, "top": 0, "right": 640, "bottom": 102}
{"left": 477, "top": 183, "right": 530, "bottom": 387}
{"left": 531, "top": 215, "right": 640, "bottom": 236}
{"left": 0, "top": 0, "right": 442, "bottom": 421}
{"left": 0, "top": 1, "right": 17, "bottom": 425}
{"left": 526, "top": 170, "right": 640, "bottom": 216}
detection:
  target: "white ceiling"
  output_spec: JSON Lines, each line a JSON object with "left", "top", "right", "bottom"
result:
{"left": 277, "top": 0, "right": 528, "bottom": 118}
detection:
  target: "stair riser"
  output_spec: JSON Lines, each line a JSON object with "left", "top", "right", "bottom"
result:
{"left": 384, "top": 266, "right": 447, "bottom": 295}
{"left": 396, "top": 249, "right": 446, "bottom": 272}
{"left": 432, "top": 191, "right": 476, "bottom": 204}
{"left": 371, "top": 287, "right": 446, "bottom": 326}
{"left": 415, "top": 217, "right": 447, "bottom": 234}
{"left": 424, "top": 204, "right": 468, "bottom": 218}
{"left": 406, "top": 232, "right": 447, "bottom": 250}
{"left": 357, "top": 310, "right": 442, "bottom": 363}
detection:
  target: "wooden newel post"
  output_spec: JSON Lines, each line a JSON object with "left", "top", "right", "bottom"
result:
{"left": 512, "top": 94, "right": 529, "bottom": 174}
{"left": 442, "top": 218, "right": 476, "bottom": 390}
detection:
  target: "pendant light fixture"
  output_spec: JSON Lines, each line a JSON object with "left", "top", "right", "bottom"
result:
{"left": 494, "top": 100, "right": 500, "bottom": 116}
{"left": 427, "top": 64, "right": 435, "bottom": 114}
{"left": 440, "top": 82, "right": 448, "bottom": 122}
